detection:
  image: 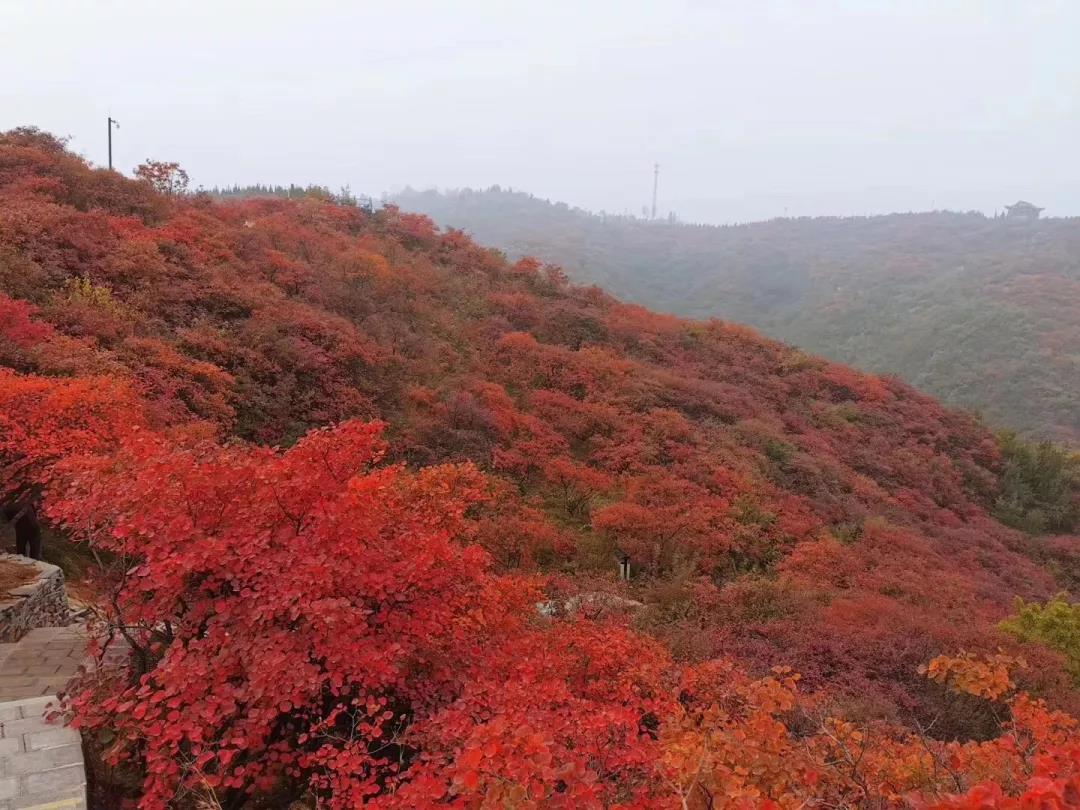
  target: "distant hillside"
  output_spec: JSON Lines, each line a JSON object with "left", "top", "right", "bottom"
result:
{"left": 394, "top": 187, "right": 1080, "bottom": 444}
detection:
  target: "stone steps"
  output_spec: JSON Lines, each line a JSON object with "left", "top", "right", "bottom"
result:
{"left": 0, "top": 696, "right": 85, "bottom": 810}
{"left": 0, "top": 628, "right": 88, "bottom": 810}
{"left": 0, "top": 557, "right": 89, "bottom": 810}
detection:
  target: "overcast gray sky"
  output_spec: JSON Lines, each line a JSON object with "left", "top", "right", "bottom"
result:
{"left": 3, "top": 1, "right": 1079, "bottom": 223}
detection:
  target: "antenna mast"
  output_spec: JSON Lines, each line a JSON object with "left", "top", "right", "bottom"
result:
{"left": 107, "top": 117, "right": 120, "bottom": 171}
{"left": 650, "top": 163, "right": 659, "bottom": 220}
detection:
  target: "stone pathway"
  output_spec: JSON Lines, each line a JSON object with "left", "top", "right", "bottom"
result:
{"left": 0, "top": 627, "right": 86, "bottom": 702}
{"left": 0, "top": 626, "right": 88, "bottom": 809}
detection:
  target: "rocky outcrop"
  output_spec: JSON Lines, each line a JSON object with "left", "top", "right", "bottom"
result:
{"left": 537, "top": 591, "right": 645, "bottom": 619}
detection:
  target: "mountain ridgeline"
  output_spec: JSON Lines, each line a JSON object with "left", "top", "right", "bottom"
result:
{"left": 393, "top": 187, "right": 1080, "bottom": 445}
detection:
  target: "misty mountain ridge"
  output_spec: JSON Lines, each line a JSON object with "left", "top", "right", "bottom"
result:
{"left": 394, "top": 186, "right": 1080, "bottom": 444}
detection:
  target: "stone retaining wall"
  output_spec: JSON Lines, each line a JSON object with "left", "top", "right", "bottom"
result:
{"left": 0, "top": 555, "right": 70, "bottom": 643}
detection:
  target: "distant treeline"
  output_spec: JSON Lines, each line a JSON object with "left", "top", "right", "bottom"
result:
{"left": 207, "top": 183, "right": 376, "bottom": 210}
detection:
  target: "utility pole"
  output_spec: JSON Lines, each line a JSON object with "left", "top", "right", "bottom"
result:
{"left": 107, "top": 117, "right": 120, "bottom": 170}
{"left": 650, "top": 163, "right": 659, "bottom": 220}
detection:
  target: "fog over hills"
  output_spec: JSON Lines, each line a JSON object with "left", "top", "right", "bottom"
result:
{"left": 7, "top": 2, "right": 1080, "bottom": 223}
{"left": 395, "top": 187, "right": 1080, "bottom": 444}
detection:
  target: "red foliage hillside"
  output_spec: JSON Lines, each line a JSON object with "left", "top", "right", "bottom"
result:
{"left": 1, "top": 127, "right": 1074, "bottom": 712}
{"left": 3, "top": 128, "right": 1080, "bottom": 806}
